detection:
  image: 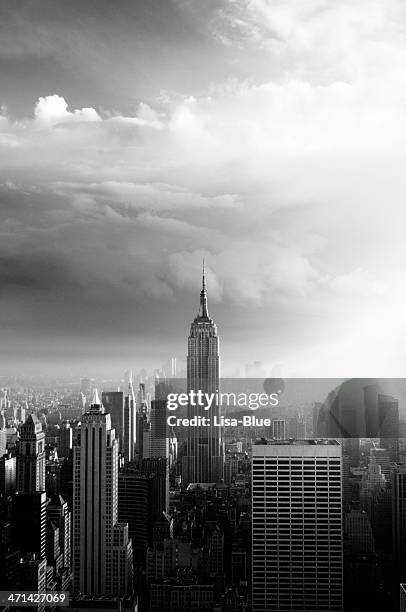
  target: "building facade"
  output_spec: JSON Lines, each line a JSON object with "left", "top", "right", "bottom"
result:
{"left": 252, "top": 440, "right": 343, "bottom": 611}
{"left": 182, "top": 263, "right": 224, "bottom": 485}
{"left": 73, "top": 390, "right": 133, "bottom": 595}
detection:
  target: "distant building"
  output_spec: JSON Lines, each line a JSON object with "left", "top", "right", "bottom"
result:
{"left": 270, "top": 419, "right": 286, "bottom": 441}
{"left": 16, "top": 414, "right": 45, "bottom": 493}
{"left": 102, "top": 386, "right": 136, "bottom": 463}
{"left": 58, "top": 422, "right": 73, "bottom": 459}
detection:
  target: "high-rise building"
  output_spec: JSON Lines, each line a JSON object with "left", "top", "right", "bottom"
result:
{"left": 0, "top": 452, "right": 16, "bottom": 495}
{"left": 270, "top": 419, "right": 286, "bottom": 441}
{"left": 182, "top": 262, "right": 224, "bottom": 485}
{"left": 58, "top": 422, "right": 73, "bottom": 459}
{"left": 142, "top": 457, "right": 169, "bottom": 516}
{"left": 124, "top": 381, "right": 136, "bottom": 463}
{"left": 118, "top": 469, "right": 151, "bottom": 562}
{"left": 102, "top": 386, "right": 136, "bottom": 464}
{"left": 150, "top": 399, "right": 169, "bottom": 459}
{"left": 12, "top": 491, "right": 47, "bottom": 559}
{"left": 345, "top": 508, "right": 375, "bottom": 554}
{"left": 252, "top": 440, "right": 343, "bottom": 612}
{"left": 378, "top": 394, "right": 399, "bottom": 461}
{"left": 0, "top": 427, "right": 6, "bottom": 457}
{"left": 393, "top": 465, "right": 406, "bottom": 577}
{"left": 47, "top": 494, "right": 71, "bottom": 569}
{"left": 16, "top": 413, "right": 45, "bottom": 493}
{"left": 73, "top": 390, "right": 133, "bottom": 596}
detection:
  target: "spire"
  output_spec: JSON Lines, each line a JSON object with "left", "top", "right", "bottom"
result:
{"left": 199, "top": 258, "right": 209, "bottom": 318}
{"left": 91, "top": 388, "right": 101, "bottom": 406}
{"left": 90, "top": 388, "right": 104, "bottom": 413}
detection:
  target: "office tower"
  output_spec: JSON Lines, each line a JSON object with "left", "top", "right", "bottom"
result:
{"left": 47, "top": 494, "right": 71, "bottom": 569}
{"left": 59, "top": 451, "right": 73, "bottom": 510}
{"left": 73, "top": 390, "right": 133, "bottom": 595}
{"left": 124, "top": 380, "right": 136, "bottom": 462}
{"left": 393, "top": 465, "right": 406, "bottom": 575}
{"left": 16, "top": 413, "right": 45, "bottom": 493}
{"left": 58, "top": 422, "right": 72, "bottom": 458}
{"left": 136, "top": 383, "right": 149, "bottom": 461}
{"left": 345, "top": 508, "right": 375, "bottom": 554}
{"left": 102, "top": 388, "right": 136, "bottom": 464}
{"left": 224, "top": 456, "right": 239, "bottom": 485}
{"left": 12, "top": 491, "right": 47, "bottom": 559}
{"left": 46, "top": 520, "right": 63, "bottom": 574}
{"left": 252, "top": 440, "right": 343, "bottom": 612}
{"left": 150, "top": 399, "right": 169, "bottom": 458}
{"left": 271, "top": 419, "right": 286, "bottom": 440}
{"left": 0, "top": 427, "right": 6, "bottom": 457}
{"left": 378, "top": 394, "right": 399, "bottom": 461}
{"left": 182, "top": 262, "right": 224, "bottom": 485}
{"left": 142, "top": 457, "right": 169, "bottom": 515}
{"left": 118, "top": 469, "right": 150, "bottom": 562}
{"left": 101, "top": 390, "right": 125, "bottom": 453}
{"left": 370, "top": 446, "right": 391, "bottom": 478}
{"left": 171, "top": 357, "right": 177, "bottom": 377}
{"left": 0, "top": 452, "right": 16, "bottom": 495}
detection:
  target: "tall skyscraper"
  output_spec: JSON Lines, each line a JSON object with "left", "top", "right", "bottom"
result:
{"left": 73, "top": 390, "right": 133, "bottom": 595}
{"left": 252, "top": 440, "right": 343, "bottom": 612}
{"left": 12, "top": 491, "right": 47, "bottom": 559}
{"left": 58, "top": 421, "right": 73, "bottom": 459}
{"left": 182, "top": 262, "right": 224, "bottom": 485}
{"left": 102, "top": 385, "right": 136, "bottom": 464}
{"left": 16, "top": 413, "right": 45, "bottom": 493}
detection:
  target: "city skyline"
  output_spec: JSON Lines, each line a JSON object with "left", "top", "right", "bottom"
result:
{"left": 2, "top": 1, "right": 406, "bottom": 378}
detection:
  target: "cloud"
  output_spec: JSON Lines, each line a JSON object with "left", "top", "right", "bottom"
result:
{"left": 34, "top": 95, "right": 101, "bottom": 125}
{"left": 2, "top": 0, "right": 406, "bottom": 375}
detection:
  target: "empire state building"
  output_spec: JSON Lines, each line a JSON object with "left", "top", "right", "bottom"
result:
{"left": 182, "top": 262, "right": 224, "bottom": 485}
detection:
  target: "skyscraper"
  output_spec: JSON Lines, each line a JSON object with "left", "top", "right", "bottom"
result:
{"left": 47, "top": 494, "right": 72, "bottom": 570}
{"left": 182, "top": 262, "right": 224, "bottom": 485}
{"left": 392, "top": 464, "right": 406, "bottom": 577}
{"left": 102, "top": 384, "right": 136, "bottom": 463}
{"left": 271, "top": 419, "right": 286, "bottom": 441}
{"left": 73, "top": 390, "right": 133, "bottom": 595}
{"left": 252, "top": 440, "right": 343, "bottom": 612}
{"left": 16, "top": 413, "right": 45, "bottom": 493}
{"left": 12, "top": 491, "right": 47, "bottom": 559}
{"left": 58, "top": 421, "right": 73, "bottom": 459}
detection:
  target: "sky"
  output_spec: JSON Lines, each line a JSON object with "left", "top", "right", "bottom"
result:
{"left": 1, "top": 0, "right": 406, "bottom": 378}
